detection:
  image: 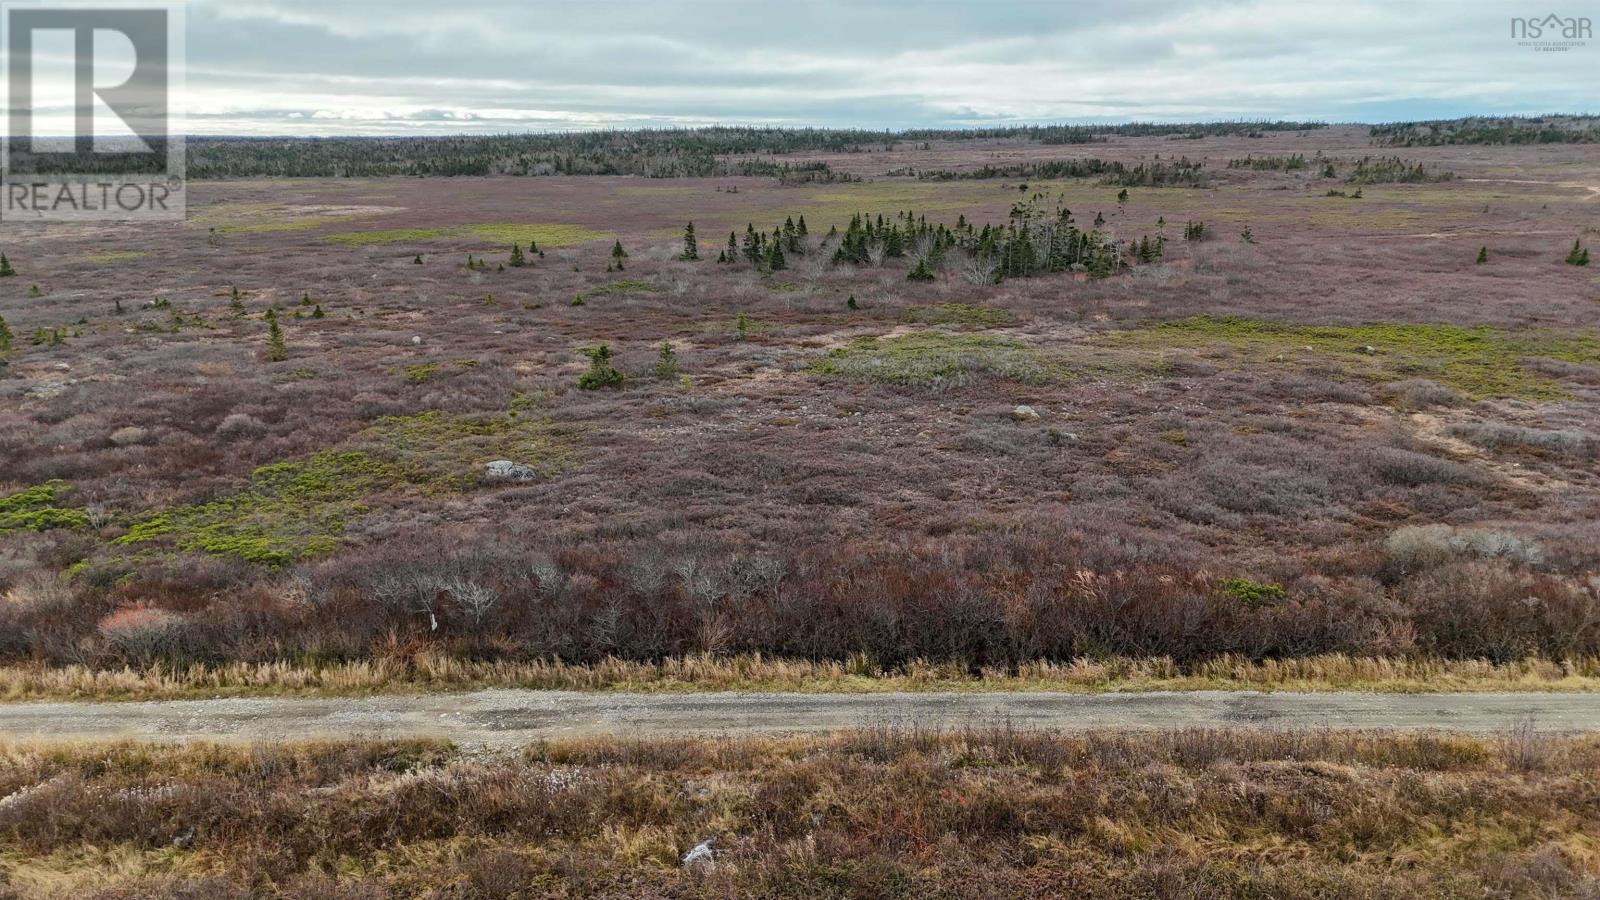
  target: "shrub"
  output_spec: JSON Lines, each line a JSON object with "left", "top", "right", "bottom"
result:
{"left": 1384, "top": 524, "right": 1543, "bottom": 573}
{"left": 1216, "top": 577, "right": 1287, "bottom": 608}
{"left": 98, "top": 606, "right": 186, "bottom": 663}
{"left": 1449, "top": 422, "right": 1595, "bottom": 457}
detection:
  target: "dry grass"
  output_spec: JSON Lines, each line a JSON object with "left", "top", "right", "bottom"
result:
{"left": 2, "top": 653, "right": 1599, "bottom": 701}
{"left": 0, "top": 727, "right": 1596, "bottom": 897}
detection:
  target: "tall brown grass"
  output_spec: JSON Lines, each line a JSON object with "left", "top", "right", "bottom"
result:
{"left": 0, "top": 727, "right": 1595, "bottom": 898}
{"left": 2, "top": 652, "right": 1598, "bottom": 701}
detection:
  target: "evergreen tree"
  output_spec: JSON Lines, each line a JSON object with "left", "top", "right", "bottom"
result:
{"left": 0, "top": 254, "right": 15, "bottom": 277}
{"left": 1566, "top": 239, "right": 1590, "bottom": 266}
{"left": 654, "top": 342, "right": 679, "bottom": 379}
{"left": 907, "top": 257, "right": 935, "bottom": 281}
{"left": 264, "top": 311, "right": 287, "bottom": 362}
{"left": 577, "top": 344, "right": 624, "bottom": 389}
{"left": 0, "top": 315, "right": 12, "bottom": 355}
{"left": 846, "top": 294, "right": 859, "bottom": 310}
{"left": 312, "top": 304, "right": 325, "bottom": 319}
{"left": 230, "top": 286, "right": 246, "bottom": 317}
{"left": 1240, "top": 226, "right": 1255, "bottom": 244}
{"left": 1117, "top": 188, "right": 1129, "bottom": 206}
{"left": 680, "top": 222, "right": 699, "bottom": 261}
{"left": 763, "top": 237, "right": 786, "bottom": 272}
{"left": 414, "top": 255, "right": 424, "bottom": 265}
{"left": 509, "top": 244, "right": 527, "bottom": 267}
{"left": 611, "top": 240, "right": 628, "bottom": 270}
{"left": 1476, "top": 246, "right": 1488, "bottom": 265}
{"left": 727, "top": 231, "right": 738, "bottom": 260}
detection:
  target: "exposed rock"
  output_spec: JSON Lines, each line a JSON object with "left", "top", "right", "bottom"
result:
{"left": 681, "top": 838, "right": 716, "bottom": 867}
{"left": 484, "top": 460, "right": 538, "bottom": 483}
{"left": 1012, "top": 405, "right": 1041, "bottom": 422}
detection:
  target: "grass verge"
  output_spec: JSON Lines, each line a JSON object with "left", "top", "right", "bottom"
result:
{"left": 2, "top": 654, "right": 1599, "bottom": 702}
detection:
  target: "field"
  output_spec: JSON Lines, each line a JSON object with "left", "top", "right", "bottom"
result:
{"left": 2, "top": 124, "right": 1599, "bottom": 689}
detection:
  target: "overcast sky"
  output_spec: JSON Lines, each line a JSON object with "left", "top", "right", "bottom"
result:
{"left": 39, "top": 0, "right": 1600, "bottom": 135}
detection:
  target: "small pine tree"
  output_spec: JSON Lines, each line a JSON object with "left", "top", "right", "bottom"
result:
{"left": 229, "top": 286, "right": 245, "bottom": 317}
{"left": 0, "top": 254, "right": 15, "bottom": 277}
{"left": 1566, "top": 239, "right": 1590, "bottom": 266}
{"left": 577, "top": 344, "right": 624, "bottom": 389}
{"left": 264, "top": 311, "right": 287, "bottom": 362}
{"left": 847, "top": 294, "right": 859, "bottom": 311}
{"left": 300, "top": 293, "right": 313, "bottom": 306}
{"left": 655, "top": 342, "right": 679, "bottom": 379}
{"left": 906, "top": 257, "right": 935, "bottom": 282}
{"left": 1476, "top": 246, "right": 1488, "bottom": 265}
{"left": 0, "top": 315, "right": 12, "bottom": 355}
{"left": 680, "top": 222, "right": 699, "bottom": 261}
{"left": 414, "top": 255, "right": 424, "bottom": 265}
{"left": 312, "top": 304, "right": 325, "bottom": 319}
{"left": 509, "top": 244, "right": 526, "bottom": 267}
{"left": 611, "top": 240, "right": 628, "bottom": 271}
{"left": 1240, "top": 226, "right": 1255, "bottom": 244}
{"left": 571, "top": 293, "right": 585, "bottom": 306}
{"left": 1117, "top": 188, "right": 1129, "bottom": 206}
{"left": 736, "top": 313, "right": 752, "bottom": 341}
{"left": 1093, "top": 211, "right": 1105, "bottom": 229}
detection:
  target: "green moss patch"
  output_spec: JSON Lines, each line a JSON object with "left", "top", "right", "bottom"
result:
{"left": 0, "top": 481, "right": 89, "bottom": 534}
{"left": 900, "top": 303, "right": 1016, "bottom": 328}
{"left": 118, "top": 412, "right": 572, "bottom": 566}
{"left": 586, "top": 279, "right": 665, "bottom": 296}
{"left": 1113, "top": 316, "right": 1600, "bottom": 399}
{"left": 813, "top": 332, "right": 1048, "bottom": 388}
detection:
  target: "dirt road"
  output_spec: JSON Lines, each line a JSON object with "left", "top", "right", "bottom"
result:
{"left": 3, "top": 690, "right": 1600, "bottom": 746}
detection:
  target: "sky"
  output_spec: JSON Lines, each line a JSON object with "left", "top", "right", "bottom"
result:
{"left": 18, "top": 0, "right": 1600, "bottom": 136}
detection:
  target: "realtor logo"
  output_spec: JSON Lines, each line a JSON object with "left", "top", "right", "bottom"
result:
{"left": 1, "top": 1, "right": 185, "bottom": 222}
{"left": 1511, "top": 13, "right": 1592, "bottom": 51}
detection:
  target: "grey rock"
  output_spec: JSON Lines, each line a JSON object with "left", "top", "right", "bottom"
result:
{"left": 484, "top": 460, "right": 538, "bottom": 483}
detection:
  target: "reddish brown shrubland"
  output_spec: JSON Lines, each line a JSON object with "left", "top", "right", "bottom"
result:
{"left": 2, "top": 128, "right": 1599, "bottom": 680}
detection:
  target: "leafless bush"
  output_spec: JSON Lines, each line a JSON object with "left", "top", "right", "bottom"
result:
{"left": 1450, "top": 422, "right": 1595, "bottom": 456}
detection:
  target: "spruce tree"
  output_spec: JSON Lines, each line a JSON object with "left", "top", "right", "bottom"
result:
{"left": 0, "top": 315, "right": 12, "bottom": 355}
{"left": 509, "top": 244, "right": 527, "bottom": 267}
{"left": 611, "top": 240, "right": 628, "bottom": 270}
{"left": 264, "top": 311, "right": 287, "bottom": 362}
{"left": 654, "top": 342, "right": 679, "bottom": 379}
{"left": 0, "top": 254, "right": 15, "bottom": 277}
{"left": 414, "top": 255, "right": 424, "bottom": 265}
{"left": 1566, "top": 239, "right": 1590, "bottom": 266}
{"left": 680, "top": 222, "right": 699, "bottom": 261}
{"left": 846, "top": 294, "right": 859, "bottom": 310}
{"left": 1476, "top": 246, "right": 1488, "bottom": 265}
{"left": 312, "top": 304, "right": 325, "bottom": 319}
{"left": 577, "top": 344, "right": 624, "bottom": 389}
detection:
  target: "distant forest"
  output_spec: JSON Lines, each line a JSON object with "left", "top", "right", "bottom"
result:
{"left": 175, "top": 121, "right": 1325, "bottom": 180}
{"left": 1370, "top": 115, "right": 1600, "bottom": 146}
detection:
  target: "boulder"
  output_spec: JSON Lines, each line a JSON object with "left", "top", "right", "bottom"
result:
{"left": 1012, "top": 405, "right": 1041, "bottom": 422}
{"left": 484, "top": 460, "right": 538, "bottom": 483}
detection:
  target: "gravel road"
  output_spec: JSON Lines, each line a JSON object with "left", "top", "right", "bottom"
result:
{"left": 2, "top": 690, "right": 1599, "bottom": 747}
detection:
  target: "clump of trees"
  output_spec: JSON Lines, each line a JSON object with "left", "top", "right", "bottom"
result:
{"left": 1566, "top": 239, "right": 1590, "bottom": 266}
